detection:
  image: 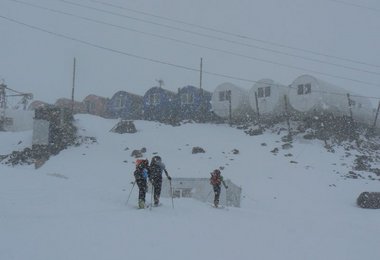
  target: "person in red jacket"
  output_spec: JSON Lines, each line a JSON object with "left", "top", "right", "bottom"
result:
{"left": 210, "top": 169, "right": 228, "bottom": 207}
{"left": 134, "top": 159, "right": 149, "bottom": 209}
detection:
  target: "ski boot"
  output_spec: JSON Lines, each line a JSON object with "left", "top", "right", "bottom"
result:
{"left": 138, "top": 200, "right": 145, "bottom": 209}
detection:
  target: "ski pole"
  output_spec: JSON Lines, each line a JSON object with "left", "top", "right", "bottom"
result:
{"left": 169, "top": 180, "right": 174, "bottom": 209}
{"left": 125, "top": 181, "right": 135, "bottom": 206}
{"left": 150, "top": 181, "right": 154, "bottom": 211}
{"left": 224, "top": 182, "right": 229, "bottom": 209}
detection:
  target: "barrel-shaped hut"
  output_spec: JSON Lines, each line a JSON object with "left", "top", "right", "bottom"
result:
{"left": 211, "top": 82, "right": 251, "bottom": 121}
{"left": 83, "top": 94, "right": 109, "bottom": 118}
{"left": 55, "top": 98, "right": 86, "bottom": 114}
{"left": 28, "top": 100, "right": 50, "bottom": 111}
{"left": 143, "top": 87, "right": 179, "bottom": 122}
{"left": 289, "top": 75, "right": 373, "bottom": 124}
{"left": 248, "top": 79, "right": 290, "bottom": 116}
{"left": 107, "top": 91, "right": 143, "bottom": 120}
{"left": 178, "top": 85, "right": 212, "bottom": 121}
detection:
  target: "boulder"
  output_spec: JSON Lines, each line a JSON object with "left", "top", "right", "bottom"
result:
{"left": 357, "top": 192, "right": 380, "bottom": 209}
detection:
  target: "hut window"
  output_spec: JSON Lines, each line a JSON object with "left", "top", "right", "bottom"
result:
{"left": 172, "top": 188, "right": 192, "bottom": 198}
{"left": 226, "top": 90, "right": 231, "bottom": 101}
{"left": 149, "top": 93, "right": 160, "bottom": 105}
{"left": 219, "top": 90, "right": 231, "bottom": 101}
{"left": 85, "top": 101, "right": 95, "bottom": 112}
{"left": 264, "top": 86, "right": 271, "bottom": 97}
{"left": 297, "top": 84, "right": 311, "bottom": 95}
{"left": 115, "top": 97, "right": 124, "bottom": 108}
{"left": 219, "top": 91, "right": 225, "bottom": 101}
{"left": 181, "top": 93, "right": 194, "bottom": 104}
{"left": 258, "top": 87, "right": 271, "bottom": 98}
{"left": 297, "top": 84, "right": 304, "bottom": 95}
{"left": 182, "top": 188, "right": 192, "bottom": 198}
{"left": 305, "top": 83, "right": 311, "bottom": 94}
{"left": 258, "top": 88, "right": 264, "bottom": 98}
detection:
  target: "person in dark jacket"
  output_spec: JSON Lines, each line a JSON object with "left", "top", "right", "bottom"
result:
{"left": 210, "top": 169, "right": 228, "bottom": 207}
{"left": 149, "top": 156, "right": 171, "bottom": 206}
{"left": 134, "top": 159, "right": 149, "bottom": 209}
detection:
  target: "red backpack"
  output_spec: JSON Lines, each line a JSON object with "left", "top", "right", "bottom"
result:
{"left": 135, "top": 159, "right": 148, "bottom": 169}
{"left": 210, "top": 170, "right": 221, "bottom": 185}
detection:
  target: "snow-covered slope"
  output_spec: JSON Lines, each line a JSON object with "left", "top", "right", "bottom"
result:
{"left": 1, "top": 114, "right": 379, "bottom": 260}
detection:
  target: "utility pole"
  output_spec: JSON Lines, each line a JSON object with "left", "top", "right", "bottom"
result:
{"left": 0, "top": 82, "right": 6, "bottom": 130}
{"left": 372, "top": 101, "right": 380, "bottom": 129}
{"left": 284, "top": 94, "right": 291, "bottom": 139}
{"left": 0, "top": 82, "right": 6, "bottom": 110}
{"left": 254, "top": 91, "right": 261, "bottom": 130}
{"left": 71, "top": 57, "right": 76, "bottom": 114}
{"left": 227, "top": 90, "right": 232, "bottom": 126}
{"left": 199, "top": 58, "right": 205, "bottom": 122}
{"left": 346, "top": 93, "right": 354, "bottom": 120}
{"left": 199, "top": 57, "right": 203, "bottom": 90}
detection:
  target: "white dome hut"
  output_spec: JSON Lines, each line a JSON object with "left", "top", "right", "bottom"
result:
{"left": 211, "top": 82, "right": 251, "bottom": 120}
{"left": 289, "top": 75, "right": 373, "bottom": 124}
{"left": 248, "top": 79, "right": 290, "bottom": 116}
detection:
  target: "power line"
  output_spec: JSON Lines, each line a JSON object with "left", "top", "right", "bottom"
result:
{"left": 1, "top": 13, "right": 380, "bottom": 102}
{"left": 81, "top": 0, "right": 380, "bottom": 69}
{"left": 0, "top": 14, "right": 258, "bottom": 83}
{"left": 9, "top": 0, "right": 380, "bottom": 79}
{"left": 326, "top": 0, "right": 380, "bottom": 12}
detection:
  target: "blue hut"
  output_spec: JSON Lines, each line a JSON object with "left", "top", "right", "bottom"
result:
{"left": 143, "top": 87, "right": 179, "bottom": 122}
{"left": 178, "top": 85, "right": 212, "bottom": 121}
{"left": 107, "top": 91, "right": 143, "bottom": 119}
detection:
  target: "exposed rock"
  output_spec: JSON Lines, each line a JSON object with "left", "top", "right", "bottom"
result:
{"left": 131, "top": 150, "right": 143, "bottom": 158}
{"left": 282, "top": 143, "right": 293, "bottom": 150}
{"left": 231, "top": 149, "right": 239, "bottom": 155}
{"left": 111, "top": 120, "right": 137, "bottom": 134}
{"left": 192, "top": 146, "right": 206, "bottom": 154}
{"left": 245, "top": 128, "right": 263, "bottom": 136}
{"left": 357, "top": 192, "right": 380, "bottom": 209}
{"left": 271, "top": 148, "right": 279, "bottom": 154}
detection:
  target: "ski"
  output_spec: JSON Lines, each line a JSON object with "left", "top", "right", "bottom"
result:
{"left": 209, "top": 204, "right": 228, "bottom": 210}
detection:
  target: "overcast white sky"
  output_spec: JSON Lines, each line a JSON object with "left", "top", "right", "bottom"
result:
{"left": 1, "top": 0, "right": 380, "bottom": 105}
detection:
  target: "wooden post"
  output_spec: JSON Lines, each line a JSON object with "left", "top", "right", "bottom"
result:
{"left": 346, "top": 93, "right": 360, "bottom": 146}
{"left": 0, "top": 83, "right": 5, "bottom": 130}
{"left": 199, "top": 57, "right": 203, "bottom": 90}
{"left": 284, "top": 95, "right": 291, "bottom": 137}
{"left": 254, "top": 91, "right": 261, "bottom": 129}
{"left": 199, "top": 58, "right": 204, "bottom": 122}
{"left": 346, "top": 93, "right": 353, "bottom": 120}
{"left": 227, "top": 90, "right": 232, "bottom": 126}
{"left": 0, "top": 83, "right": 6, "bottom": 110}
{"left": 372, "top": 101, "right": 380, "bottom": 129}
{"left": 71, "top": 57, "right": 76, "bottom": 114}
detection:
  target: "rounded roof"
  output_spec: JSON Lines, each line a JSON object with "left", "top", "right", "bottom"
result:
{"left": 248, "top": 79, "right": 288, "bottom": 114}
{"left": 211, "top": 82, "right": 249, "bottom": 118}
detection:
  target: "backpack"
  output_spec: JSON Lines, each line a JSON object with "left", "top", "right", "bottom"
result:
{"left": 134, "top": 159, "right": 149, "bottom": 180}
{"left": 136, "top": 159, "right": 148, "bottom": 168}
{"left": 210, "top": 170, "right": 222, "bottom": 185}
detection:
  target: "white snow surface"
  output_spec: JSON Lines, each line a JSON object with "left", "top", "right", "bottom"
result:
{"left": 1, "top": 114, "right": 380, "bottom": 260}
